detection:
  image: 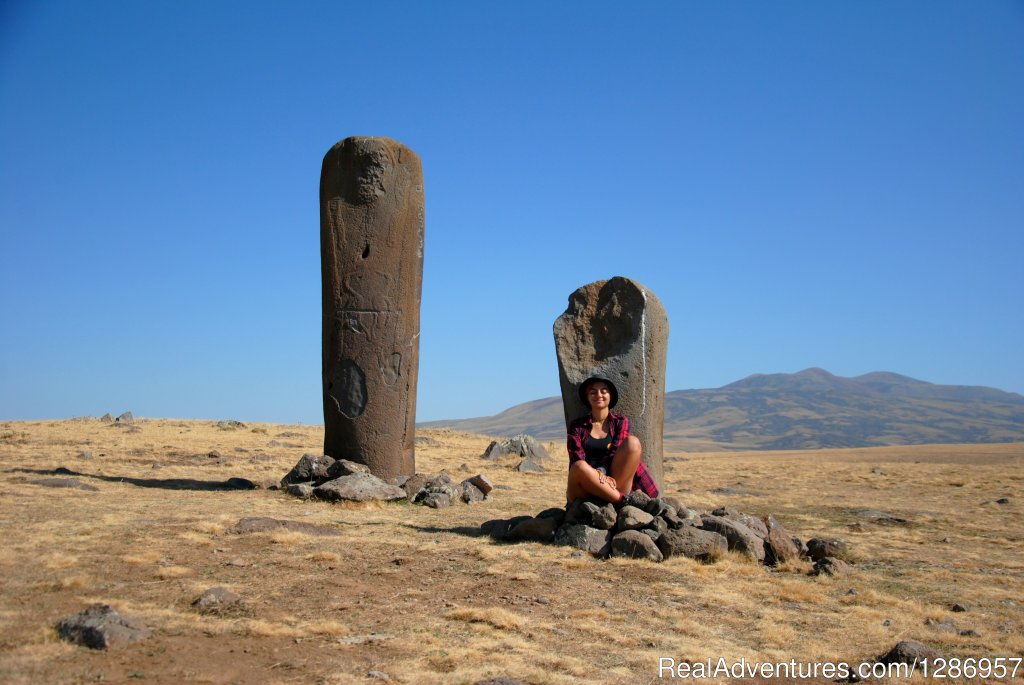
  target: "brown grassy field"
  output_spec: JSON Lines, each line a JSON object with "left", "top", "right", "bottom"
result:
{"left": 0, "top": 418, "right": 1021, "bottom": 684}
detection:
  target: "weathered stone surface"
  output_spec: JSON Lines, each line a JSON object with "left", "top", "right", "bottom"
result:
{"left": 401, "top": 473, "right": 430, "bottom": 500}
{"left": 28, "top": 478, "right": 98, "bottom": 491}
{"left": 657, "top": 526, "right": 727, "bottom": 562}
{"left": 553, "top": 277, "right": 668, "bottom": 489}
{"left": 699, "top": 515, "right": 766, "bottom": 562}
{"left": 314, "top": 473, "right": 406, "bottom": 502}
{"left": 192, "top": 587, "right": 242, "bottom": 614}
{"left": 482, "top": 516, "right": 533, "bottom": 542}
{"left": 591, "top": 503, "right": 617, "bottom": 530}
{"left": 468, "top": 474, "right": 494, "bottom": 495}
{"left": 57, "top": 604, "right": 150, "bottom": 649}
{"left": 115, "top": 411, "right": 134, "bottom": 424}
{"left": 482, "top": 434, "right": 551, "bottom": 461}
{"left": 422, "top": 492, "right": 451, "bottom": 508}
{"left": 810, "top": 556, "right": 850, "bottom": 576}
{"left": 622, "top": 490, "right": 652, "bottom": 511}
{"left": 286, "top": 483, "right": 314, "bottom": 499}
{"left": 564, "top": 498, "right": 599, "bottom": 526}
{"left": 763, "top": 515, "right": 799, "bottom": 565}
{"left": 326, "top": 458, "right": 371, "bottom": 479}
{"left": 610, "top": 530, "right": 664, "bottom": 561}
{"left": 216, "top": 419, "right": 245, "bottom": 429}
{"left": 877, "top": 640, "right": 943, "bottom": 666}
{"left": 554, "top": 524, "right": 612, "bottom": 556}
{"left": 231, "top": 517, "right": 341, "bottom": 536}
{"left": 661, "top": 495, "right": 685, "bottom": 512}
{"left": 281, "top": 454, "right": 335, "bottom": 485}
{"left": 617, "top": 505, "right": 654, "bottom": 530}
{"left": 321, "top": 136, "right": 424, "bottom": 481}
{"left": 516, "top": 457, "right": 545, "bottom": 473}
{"left": 507, "top": 516, "right": 559, "bottom": 543}
{"left": 807, "top": 537, "right": 851, "bottom": 562}
{"left": 99, "top": 413, "right": 114, "bottom": 423}
{"left": 536, "top": 507, "right": 567, "bottom": 525}
{"left": 457, "top": 480, "right": 486, "bottom": 503}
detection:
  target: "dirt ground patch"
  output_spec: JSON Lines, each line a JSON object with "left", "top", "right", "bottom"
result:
{"left": 1, "top": 419, "right": 1022, "bottom": 683}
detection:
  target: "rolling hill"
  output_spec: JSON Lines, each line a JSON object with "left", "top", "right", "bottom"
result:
{"left": 419, "top": 368, "right": 1024, "bottom": 451}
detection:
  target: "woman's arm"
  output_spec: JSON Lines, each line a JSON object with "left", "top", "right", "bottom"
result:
{"left": 566, "top": 418, "right": 587, "bottom": 464}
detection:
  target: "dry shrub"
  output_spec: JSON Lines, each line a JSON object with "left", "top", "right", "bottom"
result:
{"left": 445, "top": 607, "right": 524, "bottom": 631}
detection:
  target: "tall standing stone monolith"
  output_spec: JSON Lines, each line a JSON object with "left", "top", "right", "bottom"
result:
{"left": 320, "top": 137, "right": 424, "bottom": 481}
{"left": 553, "top": 276, "right": 668, "bottom": 489}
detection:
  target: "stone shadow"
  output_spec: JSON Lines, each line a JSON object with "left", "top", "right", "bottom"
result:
{"left": 8, "top": 467, "right": 255, "bottom": 491}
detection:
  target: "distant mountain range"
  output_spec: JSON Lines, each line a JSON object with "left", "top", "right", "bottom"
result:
{"left": 419, "top": 368, "right": 1024, "bottom": 451}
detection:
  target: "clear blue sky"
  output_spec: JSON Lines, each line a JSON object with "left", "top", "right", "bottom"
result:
{"left": 2, "top": 1, "right": 1022, "bottom": 423}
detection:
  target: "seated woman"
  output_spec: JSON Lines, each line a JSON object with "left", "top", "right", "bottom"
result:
{"left": 566, "top": 376, "right": 660, "bottom": 504}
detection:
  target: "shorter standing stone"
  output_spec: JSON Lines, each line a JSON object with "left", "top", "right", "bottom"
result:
{"left": 115, "top": 412, "right": 134, "bottom": 424}
{"left": 99, "top": 413, "right": 114, "bottom": 423}
{"left": 610, "top": 530, "right": 664, "bottom": 562}
{"left": 57, "top": 605, "right": 151, "bottom": 649}
{"left": 516, "top": 458, "right": 545, "bottom": 473}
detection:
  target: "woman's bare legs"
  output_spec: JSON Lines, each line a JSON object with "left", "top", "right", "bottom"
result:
{"left": 566, "top": 460, "right": 621, "bottom": 504}
{"left": 609, "top": 436, "right": 642, "bottom": 496}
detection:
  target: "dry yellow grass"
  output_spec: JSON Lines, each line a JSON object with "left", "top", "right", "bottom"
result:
{"left": 0, "top": 418, "right": 1022, "bottom": 684}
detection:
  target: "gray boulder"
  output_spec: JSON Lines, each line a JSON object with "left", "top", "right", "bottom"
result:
{"left": 807, "top": 537, "right": 851, "bottom": 562}
{"left": 326, "top": 458, "right": 371, "bottom": 479}
{"left": 57, "top": 605, "right": 151, "bottom": 649}
{"left": 657, "top": 527, "right": 727, "bottom": 562}
{"left": 617, "top": 505, "right": 654, "bottom": 531}
{"left": 457, "top": 480, "right": 486, "bottom": 503}
{"left": 313, "top": 473, "right": 406, "bottom": 502}
{"left": 281, "top": 454, "right": 336, "bottom": 485}
{"left": 763, "top": 515, "right": 799, "bottom": 565}
{"left": 468, "top": 474, "right": 494, "bottom": 495}
{"left": 554, "top": 524, "right": 613, "bottom": 556}
{"left": 483, "top": 434, "right": 551, "bottom": 461}
{"left": 810, "top": 556, "right": 850, "bottom": 576}
{"left": 192, "top": 587, "right": 242, "bottom": 614}
{"left": 699, "top": 514, "right": 766, "bottom": 562}
{"left": 422, "top": 492, "right": 451, "bottom": 508}
{"left": 507, "top": 517, "right": 559, "bottom": 543}
{"left": 516, "top": 457, "right": 545, "bottom": 473}
{"left": 610, "top": 530, "right": 664, "bottom": 562}
{"left": 878, "top": 640, "right": 943, "bottom": 666}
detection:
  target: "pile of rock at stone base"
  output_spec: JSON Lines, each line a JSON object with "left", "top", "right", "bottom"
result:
{"left": 278, "top": 453, "right": 493, "bottom": 508}
{"left": 483, "top": 489, "right": 850, "bottom": 573}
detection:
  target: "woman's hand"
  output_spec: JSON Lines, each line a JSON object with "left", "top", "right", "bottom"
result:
{"left": 598, "top": 473, "right": 617, "bottom": 490}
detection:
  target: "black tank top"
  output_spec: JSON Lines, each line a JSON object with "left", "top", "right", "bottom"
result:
{"left": 584, "top": 432, "right": 613, "bottom": 466}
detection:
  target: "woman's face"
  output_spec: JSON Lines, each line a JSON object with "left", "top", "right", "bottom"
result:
{"left": 586, "top": 381, "right": 611, "bottom": 409}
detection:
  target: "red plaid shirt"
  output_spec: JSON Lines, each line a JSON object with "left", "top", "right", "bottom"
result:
{"left": 567, "top": 411, "right": 659, "bottom": 498}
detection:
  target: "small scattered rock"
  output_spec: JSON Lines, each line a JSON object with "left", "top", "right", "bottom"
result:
{"left": 367, "top": 670, "right": 391, "bottom": 681}
{"left": 57, "top": 604, "right": 151, "bottom": 649}
{"left": 192, "top": 587, "right": 242, "bottom": 614}
{"left": 810, "top": 556, "right": 850, "bottom": 576}
{"left": 207, "top": 450, "right": 222, "bottom": 459}
{"left": 216, "top": 420, "right": 246, "bottom": 430}
{"left": 806, "top": 537, "right": 851, "bottom": 562}
{"left": 286, "top": 483, "right": 314, "bottom": 499}
{"left": 951, "top": 603, "right": 969, "bottom": 613}
{"left": 468, "top": 474, "right": 494, "bottom": 495}
{"left": 877, "top": 640, "right": 943, "bottom": 667}
{"left": 995, "top": 497, "right": 1010, "bottom": 505}
{"left": 78, "top": 450, "right": 93, "bottom": 459}
{"left": 516, "top": 457, "right": 545, "bottom": 473}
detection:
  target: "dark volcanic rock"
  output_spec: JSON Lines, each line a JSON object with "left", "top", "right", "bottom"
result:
{"left": 321, "top": 136, "right": 424, "bottom": 481}
{"left": 610, "top": 530, "right": 663, "bottom": 562}
{"left": 807, "top": 537, "right": 851, "bottom": 562}
{"left": 699, "top": 515, "right": 766, "bottom": 562}
{"left": 314, "top": 473, "right": 406, "bottom": 502}
{"left": 192, "top": 587, "right": 242, "bottom": 614}
{"left": 657, "top": 527, "right": 727, "bottom": 562}
{"left": 281, "top": 454, "right": 336, "bottom": 486}
{"left": 507, "top": 516, "right": 559, "bottom": 543}
{"left": 482, "top": 516, "right": 534, "bottom": 542}
{"left": 810, "top": 556, "right": 850, "bottom": 576}
{"left": 57, "top": 604, "right": 150, "bottom": 649}
{"left": 483, "top": 434, "right": 551, "bottom": 462}
{"left": 617, "top": 505, "right": 654, "bottom": 531}
{"left": 326, "top": 458, "right": 371, "bottom": 479}
{"left": 763, "top": 515, "right": 799, "bottom": 565}
{"left": 877, "top": 640, "right": 943, "bottom": 666}
{"left": 554, "top": 524, "right": 612, "bottom": 556}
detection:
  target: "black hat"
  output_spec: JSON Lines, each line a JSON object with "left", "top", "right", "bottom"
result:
{"left": 578, "top": 376, "right": 619, "bottom": 408}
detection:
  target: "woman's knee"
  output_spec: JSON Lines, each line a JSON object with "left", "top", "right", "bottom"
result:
{"left": 568, "top": 460, "right": 590, "bottom": 478}
{"left": 625, "top": 435, "right": 642, "bottom": 454}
